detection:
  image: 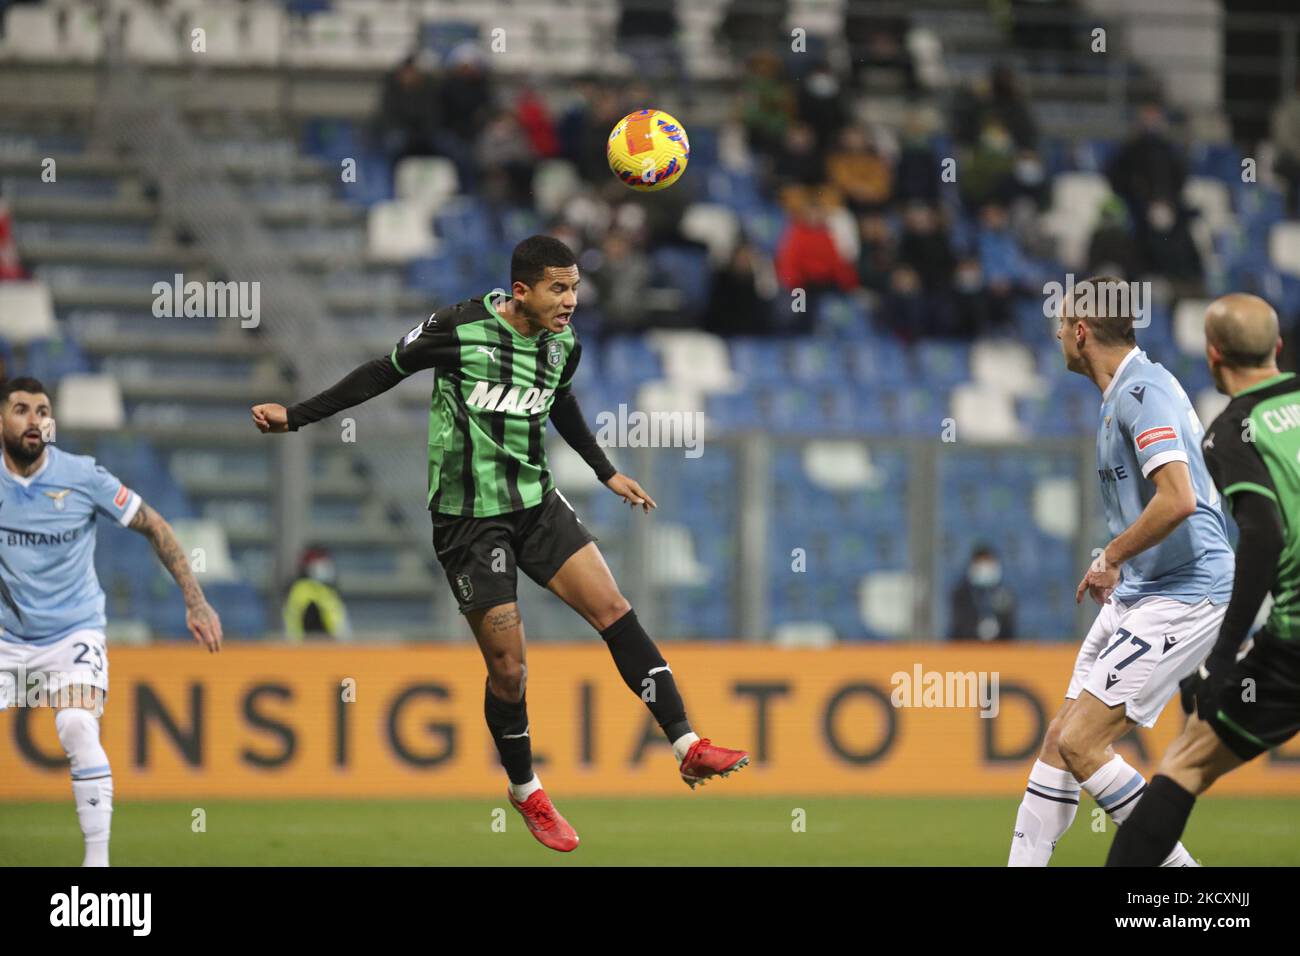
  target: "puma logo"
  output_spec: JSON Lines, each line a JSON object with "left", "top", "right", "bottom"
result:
{"left": 476, "top": 346, "right": 499, "bottom": 363}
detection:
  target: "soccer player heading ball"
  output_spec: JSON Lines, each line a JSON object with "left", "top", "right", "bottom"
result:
{"left": 252, "top": 236, "right": 748, "bottom": 852}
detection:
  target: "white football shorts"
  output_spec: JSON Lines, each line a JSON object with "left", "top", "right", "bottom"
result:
{"left": 0, "top": 629, "right": 109, "bottom": 711}
{"left": 1065, "top": 595, "right": 1225, "bottom": 727}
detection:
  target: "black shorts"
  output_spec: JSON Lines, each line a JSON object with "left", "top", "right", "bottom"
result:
{"left": 431, "top": 488, "right": 597, "bottom": 614}
{"left": 1206, "top": 627, "right": 1300, "bottom": 761}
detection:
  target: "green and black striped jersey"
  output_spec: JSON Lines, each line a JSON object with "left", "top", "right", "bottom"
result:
{"left": 391, "top": 291, "right": 581, "bottom": 517}
{"left": 1203, "top": 372, "right": 1300, "bottom": 639}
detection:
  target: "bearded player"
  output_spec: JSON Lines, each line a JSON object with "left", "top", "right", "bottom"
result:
{"left": 0, "top": 377, "right": 223, "bottom": 866}
{"left": 251, "top": 236, "right": 748, "bottom": 853}
{"left": 1007, "top": 277, "right": 1234, "bottom": 866}
{"left": 1108, "top": 294, "right": 1300, "bottom": 865}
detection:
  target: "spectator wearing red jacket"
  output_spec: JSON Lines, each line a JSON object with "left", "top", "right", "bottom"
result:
{"left": 0, "top": 201, "right": 25, "bottom": 281}
{"left": 775, "top": 200, "right": 857, "bottom": 292}
{"left": 774, "top": 193, "right": 857, "bottom": 330}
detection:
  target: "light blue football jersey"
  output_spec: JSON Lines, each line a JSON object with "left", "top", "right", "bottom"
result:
{"left": 0, "top": 446, "right": 142, "bottom": 643}
{"left": 1095, "top": 348, "right": 1234, "bottom": 604}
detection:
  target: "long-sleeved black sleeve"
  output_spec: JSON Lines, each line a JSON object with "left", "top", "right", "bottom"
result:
{"left": 286, "top": 357, "right": 404, "bottom": 430}
{"left": 548, "top": 390, "right": 617, "bottom": 483}
{"left": 1209, "top": 492, "right": 1286, "bottom": 668}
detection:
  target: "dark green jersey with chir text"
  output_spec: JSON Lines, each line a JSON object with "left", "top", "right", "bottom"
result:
{"left": 392, "top": 291, "right": 581, "bottom": 517}
{"left": 1203, "top": 372, "right": 1300, "bottom": 639}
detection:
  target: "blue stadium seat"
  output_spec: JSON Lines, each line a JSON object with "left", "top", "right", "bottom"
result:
{"left": 650, "top": 245, "right": 710, "bottom": 318}
{"left": 813, "top": 293, "right": 873, "bottom": 339}
{"left": 1191, "top": 142, "right": 1244, "bottom": 183}
{"left": 914, "top": 341, "right": 972, "bottom": 388}
{"left": 602, "top": 337, "right": 660, "bottom": 383}
{"left": 707, "top": 392, "right": 763, "bottom": 431}
{"left": 847, "top": 338, "right": 911, "bottom": 388}
{"left": 729, "top": 338, "right": 789, "bottom": 384}
{"left": 302, "top": 117, "right": 362, "bottom": 163}
{"left": 338, "top": 150, "right": 393, "bottom": 206}
{"left": 26, "top": 338, "right": 91, "bottom": 382}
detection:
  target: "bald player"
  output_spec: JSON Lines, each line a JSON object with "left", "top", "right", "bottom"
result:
{"left": 1108, "top": 294, "right": 1300, "bottom": 866}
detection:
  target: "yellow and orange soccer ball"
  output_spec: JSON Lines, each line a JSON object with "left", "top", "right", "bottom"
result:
{"left": 606, "top": 109, "right": 690, "bottom": 191}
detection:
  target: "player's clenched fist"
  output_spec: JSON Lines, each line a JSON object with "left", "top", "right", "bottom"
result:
{"left": 251, "top": 403, "right": 290, "bottom": 433}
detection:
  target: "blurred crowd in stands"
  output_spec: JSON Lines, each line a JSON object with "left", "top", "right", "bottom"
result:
{"left": 370, "top": 17, "right": 1259, "bottom": 349}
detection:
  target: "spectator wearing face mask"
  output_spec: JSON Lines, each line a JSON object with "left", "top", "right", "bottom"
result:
{"left": 284, "top": 546, "right": 352, "bottom": 641}
{"left": 949, "top": 545, "right": 1017, "bottom": 641}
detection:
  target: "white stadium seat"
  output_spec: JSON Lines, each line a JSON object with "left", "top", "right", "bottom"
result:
{"left": 1044, "top": 172, "right": 1111, "bottom": 270}
{"left": 970, "top": 339, "right": 1044, "bottom": 397}
{"left": 645, "top": 329, "right": 739, "bottom": 394}
{"left": 951, "top": 383, "right": 1020, "bottom": 441}
{"left": 1269, "top": 222, "right": 1300, "bottom": 276}
{"left": 56, "top": 375, "right": 125, "bottom": 430}
{"left": 1174, "top": 299, "right": 1210, "bottom": 355}
{"left": 772, "top": 621, "right": 838, "bottom": 648}
{"left": 367, "top": 201, "right": 437, "bottom": 262}
{"left": 858, "top": 571, "right": 914, "bottom": 639}
{"left": 634, "top": 379, "right": 704, "bottom": 419}
{"left": 0, "top": 281, "right": 57, "bottom": 344}
{"left": 1184, "top": 176, "right": 1234, "bottom": 233}
{"left": 2, "top": 7, "right": 61, "bottom": 61}
{"left": 681, "top": 204, "right": 741, "bottom": 266}
{"left": 241, "top": 3, "right": 285, "bottom": 66}
{"left": 1032, "top": 476, "right": 1080, "bottom": 539}
{"left": 62, "top": 1, "right": 107, "bottom": 63}
{"left": 190, "top": 3, "right": 244, "bottom": 64}
{"left": 532, "top": 160, "right": 582, "bottom": 218}
{"left": 648, "top": 523, "right": 710, "bottom": 587}
{"left": 122, "top": 0, "right": 182, "bottom": 64}
{"left": 906, "top": 27, "right": 948, "bottom": 91}
{"left": 395, "top": 157, "right": 460, "bottom": 214}
{"left": 171, "top": 519, "right": 239, "bottom": 582}
{"left": 801, "top": 441, "right": 882, "bottom": 492}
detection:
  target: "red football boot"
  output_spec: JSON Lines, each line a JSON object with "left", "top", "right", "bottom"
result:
{"left": 509, "top": 788, "right": 580, "bottom": 852}
{"left": 679, "top": 738, "right": 750, "bottom": 790}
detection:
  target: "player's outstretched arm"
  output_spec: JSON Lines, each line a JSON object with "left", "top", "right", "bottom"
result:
{"left": 252, "top": 357, "right": 405, "bottom": 434}
{"left": 548, "top": 390, "right": 656, "bottom": 512}
{"left": 129, "top": 504, "right": 223, "bottom": 652}
{"left": 1076, "top": 460, "right": 1197, "bottom": 604}
{"left": 604, "top": 473, "right": 657, "bottom": 512}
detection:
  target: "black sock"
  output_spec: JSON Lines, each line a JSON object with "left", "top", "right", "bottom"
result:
{"left": 1106, "top": 774, "right": 1196, "bottom": 866}
{"left": 600, "top": 609, "right": 692, "bottom": 744}
{"left": 484, "top": 680, "right": 534, "bottom": 786}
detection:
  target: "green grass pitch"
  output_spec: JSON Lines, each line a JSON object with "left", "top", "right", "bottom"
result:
{"left": 2, "top": 796, "right": 1296, "bottom": 866}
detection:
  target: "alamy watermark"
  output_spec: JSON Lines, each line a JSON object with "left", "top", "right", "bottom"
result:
{"left": 1042, "top": 273, "right": 1151, "bottom": 328}
{"left": 0, "top": 666, "right": 102, "bottom": 714}
{"left": 151, "top": 273, "right": 260, "bottom": 328}
{"left": 595, "top": 404, "right": 703, "bottom": 459}
{"left": 890, "top": 665, "right": 1000, "bottom": 718}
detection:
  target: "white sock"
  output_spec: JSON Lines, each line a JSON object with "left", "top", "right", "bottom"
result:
{"left": 1161, "top": 842, "right": 1200, "bottom": 866}
{"left": 56, "top": 708, "right": 113, "bottom": 867}
{"left": 672, "top": 732, "right": 700, "bottom": 763}
{"left": 508, "top": 774, "right": 542, "bottom": 802}
{"left": 1008, "top": 759, "right": 1080, "bottom": 866}
{"left": 1081, "top": 754, "right": 1195, "bottom": 867}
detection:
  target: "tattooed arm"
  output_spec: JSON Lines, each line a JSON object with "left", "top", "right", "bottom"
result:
{"left": 129, "top": 503, "right": 223, "bottom": 652}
